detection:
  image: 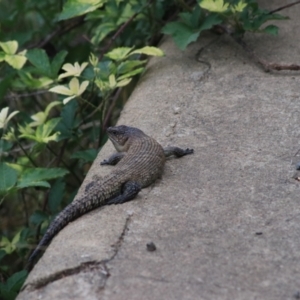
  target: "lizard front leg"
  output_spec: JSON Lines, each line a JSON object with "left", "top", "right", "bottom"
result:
{"left": 100, "top": 152, "right": 125, "bottom": 165}
{"left": 163, "top": 146, "right": 194, "bottom": 158}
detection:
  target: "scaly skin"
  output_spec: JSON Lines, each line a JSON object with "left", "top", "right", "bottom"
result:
{"left": 27, "top": 125, "right": 193, "bottom": 268}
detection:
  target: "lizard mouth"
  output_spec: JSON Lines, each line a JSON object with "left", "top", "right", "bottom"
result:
{"left": 108, "top": 136, "right": 117, "bottom": 146}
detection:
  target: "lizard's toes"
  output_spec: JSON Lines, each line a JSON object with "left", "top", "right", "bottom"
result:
{"left": 184, "top": 148, "right": 194, "bottom": 155}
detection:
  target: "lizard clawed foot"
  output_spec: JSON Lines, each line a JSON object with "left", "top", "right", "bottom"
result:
{"left": 184, "top": 148, "right": 194, "bottom": 155}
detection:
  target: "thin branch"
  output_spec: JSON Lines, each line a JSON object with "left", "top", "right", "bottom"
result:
{"left": 46, "top": 145, "right": 82, "bottom": 184}
{"left": 78, "top": 98, "right": 105, "bottom": 126}
{"left": 98, "top": 0, "right": 153, "bottom": 60}
{"left": 235, "top": 36, "right": 300, "bottom": 72}
{"left": 55, "top": 139, "right": 68, "bottom": 167}
{"left": 102, "top": 87, "right": 122, "bottom": 131}
{"left": 4, "top": 90, "right": 48, "bottom": 100}
{"left": 16, "top": 140, "right": 38, "bottom": 167}
{"left": 21, "top": 191, "right": 29, "bottom": 227}
{"left": 176, "top": 0, "right": 192, "bottom": 12}
{"left": 35, "top": 190, "right": 50, "bottom": 245}
{"left": 10, "top": 142, "right": 35, "bottom": 154}
{"left": 98, "top": 13, "right": 140, "bottom": 61}
{"left": 28, "top": 16, "right": 85, "bottom": 49}
{"left": 80, "top": 120, "right": 101, "bottom": 130}
{"left": 269, "top": 0, "right": 300, "bottom": 14}
{"left": 216, "top": 24, "right": 300, "bottom": 72}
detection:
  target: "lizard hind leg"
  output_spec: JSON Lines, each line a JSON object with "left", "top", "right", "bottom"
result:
{"left": 107, "top": 181, "right": 141, "bottom": 205}
{"left": 163, "top": 146, "right": 194, "bottom": 158}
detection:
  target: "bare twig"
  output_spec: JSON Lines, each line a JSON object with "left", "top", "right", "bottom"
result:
{"left": 5, "top": 90, "right": 48, "bottom": 100}
{"left": 269, "top": 0, "right": 300, "bottom": 14}
{"left": 55, "top": 139, "right": 69, "bottom": 167}
{"left": 99, "top": 0, "right": 153, "bottom": 60}
{"left": 46, "top": 145, "right": 82, "bottom": 184}
{"left": 21, "top": 191, "right": 29, "bottom": 227}
{"left": 34, "top": 190, "right": 50, "bottom": 245}
{"left": 16, "top": 140, "right": 38, "bottom": 167}
{"left": 98, "top": 13, "right": 140, "bottom": 61}
{"left": 102, "top": 87, "right": 123, "bottom": 131}
{"left": 28, "top": 16, "right": 85, "bottom": 49}
{"left": 216, "top": 24, "right": 300, "bottom": 72}
{"left": 235, "top": 36, "right": 300, "bottom": 72}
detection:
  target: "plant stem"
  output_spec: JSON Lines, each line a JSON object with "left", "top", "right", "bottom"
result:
{"left": 46, "top": 145, "right": 82, "bottom": 184}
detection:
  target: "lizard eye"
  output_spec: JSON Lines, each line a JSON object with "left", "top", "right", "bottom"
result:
{"left": 111, "top": 130, "right": 118, "bottom": 135}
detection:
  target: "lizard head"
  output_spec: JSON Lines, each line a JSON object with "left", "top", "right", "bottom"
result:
{"left": 107, "top": 125, "right": 145, "bottom": 152}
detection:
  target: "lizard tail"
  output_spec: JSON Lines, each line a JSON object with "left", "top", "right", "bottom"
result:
{"left": 27, "top": 201, "right": 87, "bottom": 269}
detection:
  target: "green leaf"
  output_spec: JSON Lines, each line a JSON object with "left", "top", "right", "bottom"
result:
{"left": 17, "top": 167, "right": 69, "bottom": 189}
{"left": 56, "top": 100, "right": 78, "bottom": 140}
{"left": 41, "top": 117, "right": 61, "bottom": 136}
{"left": 232, "top": 0, "right": 248, "bottom": 12}
{"left": 117, "top": 60, "right": 147, "bottom": 74}
{"left": 17, "top": 70, "right": 53, "bottom": 89}
{"left": 6, "top": 270, "right": 27, "bottom": 292}
{"left": 0, "top": 162, "right": 17, "bottom": 193}
{"left": 116, "top": 78, "right": 132, "bottom": 87}
{"left": 0, "top": 140, "right": 13, "bottom": 162}
{"left": 49, "top": 85, "right": 74, "bottom": 96}
{"left": 71, "top": 149, "right": 98, "bottom": 162}
{"left": 0, "top": 51, "right": 6, "bottom": 61}
{"left": 26, "top": 49, "right": 52, "bottom": 77}
{"left": 241, "top": 9, "right": 288, "bottom": 33}
{"left": 58, "top": 0, "right": 105, "bottom": 21}
{"left": 0, "top": 249, "right": 6, "bottom": 261}
{"left": 130, "top": 46, "right": 164, "bottom": 57}
{"left": 199, "top": 0, "right": 229, "bottom": 13}
{"left": 0, "top": 107, "right": 19, "bottom": 129}
{"left": 117, "top": 67, "right": 144, "bottom": 80}
{"left": 27, "top": 117, "right": 61, "bottom": 143}
{"left": 48, "top": 179, "right": 65, "bottom": 213}
{"left": 0, "top": 41, "right": 18, "bottom": 55}
{"left": 17, "top": 181, "right": 51, "bottom": 189}
{"left": 105, "top": 47, "right": 133, "bottom": 61}
{"left": 162, "top": 22, "right": 201, "bottom": 50}
{"left": 263, "top": 24, "right": 278, "bottom": 36}
{"left": 29, "top": 210, "right": 49, "bottom": 226}
{"left": 51, "top": 50, "right": 68, "bottom": 77}
{"left": 108, "top": 74, "right": 117, "bottom": 88}
{"left": 58, "top": 62, "right": 88, "bottom": 79}
{"left": 91, "top": 22, "right": 117, "bottom": 45}
{"left": 179, "top": 6, "right": 202, "bottom": 29}
{"left": 11, "top": 231, "right": 21, "bottom": 246}
{"left": 0, "top": 74, "right": 13, "bottom": 99}
{"left": 30, "top": 101, "right": 61, "bottom": 127}
{"left": 0, "top": 270, "right": 27, "bottom": 300}
{"left": 49, "top": 78, "right": 89, "bottom": 104}
{"left": 199, "top": 13, "right": 222, "bottom": 31}
{"left": 0, "top": 236, "right": 13, "bottom": 254}
{"left": 117, "top": 3, "right": 135, "bottom": 25}
{"left": 95, "top": 78, "right": 110, "bottom": 92}
{"left": 4, "top": 54, "right": 27, "bottom": 70}
{"left": 0, "top": 284, "right": 16, "bottom": 300}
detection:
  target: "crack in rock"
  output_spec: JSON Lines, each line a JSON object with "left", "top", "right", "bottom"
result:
{"left": 24, "top": 215, "right": 132, "bottom": 292}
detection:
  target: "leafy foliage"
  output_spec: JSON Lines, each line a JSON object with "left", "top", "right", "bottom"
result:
{"left": 162, "top": 0, "right": 287, "bottom": 50}
{"left": 0, "top": 270, "right": 27, "bottom": 300}
{"left": 0, "top": 0, "right": 287, "bottom": 298}
{"left": 0, "top": 0, "right": 169, "bottom": 297}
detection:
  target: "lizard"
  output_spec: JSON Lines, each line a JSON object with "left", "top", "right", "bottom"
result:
{"left": 27, "top": 125, "right": 193, "bottom": 269}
